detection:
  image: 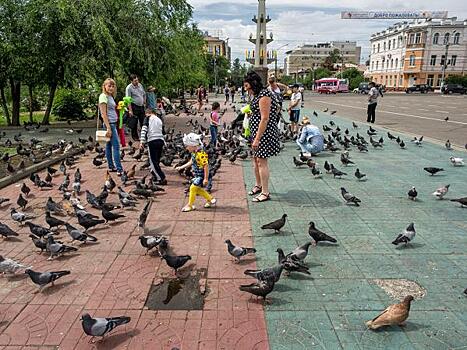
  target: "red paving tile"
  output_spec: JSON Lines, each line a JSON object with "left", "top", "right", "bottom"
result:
{"left": 0, "top": 104, "right": 269, "bottom": 349}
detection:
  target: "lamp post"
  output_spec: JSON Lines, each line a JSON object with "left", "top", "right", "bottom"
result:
{"left": 440, "top": 30, "right": 456, "bottom": 88}
{"left": 274, "top": 43, "right": 289, "bottom": 78}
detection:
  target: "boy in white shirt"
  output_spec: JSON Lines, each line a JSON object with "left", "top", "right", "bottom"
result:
{"left": 288, "top": 84, "right": 302, "bottom": 135}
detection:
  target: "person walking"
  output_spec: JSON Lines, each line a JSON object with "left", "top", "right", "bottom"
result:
{"left": 230, "top": 85, "right": 236, "bottom": 103}
{"left": 288, "top": 84, "right": 302, "bottom": 135}
{"left": 367, "top": 82, "right": 381, "bottom": 123}
{"left": 146, "top": 86, "right": 157, "bottom": 112}
{"left": 140, "top": 108, "right": 166, "bottom": 185}
{"left": 224, "top": 85, "right": 230, "bottom": 105}
{"left": 125, "top": 74, "right": 146, "bottom": 141}
{"left": 98, "top": 78, "right": 123, "bottom": 176}
{"left": 244, "top": 71, "right": 281, "bottom": 203}
{"left": 296, "top": 116, "right": 324, "bottom": 156}
{"left": 196, "top": 84, "right": 204, "bottom": 113}
{"left": 209, "top": 102, "right": 221, "bottom": 146}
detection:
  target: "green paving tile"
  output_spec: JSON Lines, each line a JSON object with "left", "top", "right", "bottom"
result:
{"left": 244, "top": 109, "right": 467, "bottom": 348}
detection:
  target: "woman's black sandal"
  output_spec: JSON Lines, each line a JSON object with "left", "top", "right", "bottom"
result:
{"left": 248, "top": 185, "right": 262, "bottom": 196}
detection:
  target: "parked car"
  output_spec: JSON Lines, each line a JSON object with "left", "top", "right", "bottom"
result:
{"left": 355, "top": 82, "right": 369, "bottom": 94}
{"left": 283, "top": 83, "right": 304, "bottom": 100}
{"left": 405, "top": 84, "right": 433, "bottom": 93}
{"left": 441, "top": 84, "right": 467, "bottom": 94}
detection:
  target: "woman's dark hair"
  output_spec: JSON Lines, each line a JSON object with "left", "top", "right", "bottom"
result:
{"left": 243, "top": 71, "right": 263, "bottom": 95}
{"left": 212, "top": 101, "right": 220, "bottom": 110}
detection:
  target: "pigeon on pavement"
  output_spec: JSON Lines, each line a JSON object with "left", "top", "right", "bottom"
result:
{"left": 261, "top": 214, "right": 287, "bottom": 233}
{"left": 432, "top": 184, "right": 450, "bottom": 200}
{"left": 101, "top": 208, "right": 125, "bottom": 224}
{"left": 161, "top": 254, "right": 191, "bottom": 274}
{"left": 308, "top": 221, "right": 337, "bottom": 245}
{"left": 445, "top": 140, "right": 452, "bottom": 150}
{"left": 449, "top": 157, "right": 464, "bottom": 166}
{"left": 225, "top": 239, "right": 256, "bottom": 262}
{"left": 392, "top": 223, "right": 416, "bottom": 246}
{"left": 276, "top": 248, "right": 310, "bottom": 275}
{"left": 45, "top": 211, "right": 66, "bottom": 230}
{"left": 81, "top": 313, "right": 131, "bottom": 339}
{"left": 0, "top": 255, "right": 29, "bottom": 274}
{"left": 340, "top": 187, "right": 361, "bottom": 206}
{"left": 293, "top": 157, "right": 305, "bottom": 167}
{"left": 17, "top": 194, "right": 28, "bottom": 210}
{"left": 77, "top": 214, "right": 105, "bottom": 232}
{"left": 366, "top": 295, "right": 414, "bottom": 330}
{"left": 239, "top": 277, "right": 275, "bottom": 303}
{"left": 10, "top": 208, "right": 33, "bottom": 224}
{"left": 0, "top": 222, "right": 19, "bottom": 238}
{"left": 46, "top": 235, "right": 78, "bottom": 260}
{"left": 288, "top": 242, "right": 312, "bottom": 262}
{"left": 29, "top": 234, "right": 47, "bottom": 253}
{"left": 332, "top": 165, "right": 347, "bottom": 178}
{"left": 138, "top": 235, "right": 165, "bottom": 255}
{"left": 407, "top": 187, "right": 418, "bottom": 201}
{"left": 65, "top": 223, "right": 97, "bottom": 244}
{"left": 450, "top": 197, "right": 467, "bottom": 207}
{"left": 244, "top": 264, "right": 284, "bottom": 283}
{"left": 25, "top": 269, "right": 70, "bottom": 292}
{"left": 354, "top": 168, "right": 366, "bottom": 181}
{"left": 25, "top": 221, "right": 52, "bottom": 238}
{"left": 424, "top": 167, "right": 444, "bottom": 176}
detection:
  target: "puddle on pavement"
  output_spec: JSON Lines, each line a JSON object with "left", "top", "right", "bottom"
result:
{"left": 145, "top": 269, "right": 206, "bottom": 310}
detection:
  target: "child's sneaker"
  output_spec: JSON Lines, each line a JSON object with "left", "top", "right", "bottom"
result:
{"left": 204, "top": 198, "right": 217, "bottom": 208}
{"left": 182, "top": 205, "right": 196, "bottom": 212}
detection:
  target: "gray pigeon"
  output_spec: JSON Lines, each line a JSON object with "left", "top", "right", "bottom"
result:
{"left": 392, "top": 223, "right": 416, "bottom": 246}
{"left": 407, "top": 187, "right": 417, "bottom": 201}
{"left": 308, "top": 221, "right": 337, "bottom": 245}
{"left": 138, "top": 235, "right": 165, "bottom": 255}
{"left": 244, "top": 264, "right": 284, "bottom": 283}
{"left": 46, "top": 235, "right": 78, "bottom": 260}
{"left": 81, "top": 313, "right": 131, "bottom": 338}
{"left": 0, "top": 255, "right": 30, "bottom": 274}
{"left": 10, "top": 208, "right": 33, "bottom": 224}
{"left": 289, "top": 242, "right": 313, "bottom": 261}
{"left": 261, "top": 214, "right": 287, "bottom": 233}
{"left": 25, "top": 269, "right": 70, "bottom": 291}
{"left": 0, "top": 222, "right": 19, "bottom": 238}
{"left": 65, "top": 223, "right": 97, "bottom": 244}
{"left": 239, "top": 277, "right": 275, "bottom": 303}
{"left": 340, "top": 187, "right": 361, "bottom": 206}
{"left": 225, "top": 239, "right": 256, "bottom": 262}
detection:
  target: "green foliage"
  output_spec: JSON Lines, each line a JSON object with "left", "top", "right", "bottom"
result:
{"left": 205, "top": 54, "right": 230, "bottom": 88}
{"left": 340, "top": 68, "right": 365, "bottom": 90}
{"left": 52, "top": 89, "right": 87, "bottom": 120}
{"left": 279, "top": 75, "right": 294, "bottom": 85}
{"left": 445, "top": 75, "right": 467, "bottom": 87}
{"left": 230, "top": 58, "right": 248, "bottom": 87}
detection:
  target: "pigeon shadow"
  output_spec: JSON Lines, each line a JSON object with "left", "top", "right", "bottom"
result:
{"left": 370, "top": 322, "right": 425, "bottom": 333}
{"left": 274, "top": 284, "right": 300, "bottom": 292}
{"left": 5, "top": 237, "right": 23, "bottom": 242}
{"left": 238, "top": 257, "right": 257, "bottom": 265}
{"left": 42, "top": 279, "right": 77, "bottom": 295}
{"left": 263, "top": 230, "right": 294, "bottom": 237}
{"left": 315, "top": 153, "right": 337, "bottom": 158}
{"left": 7, "top": 274, "right": 28, "bottom": 282}
{"left": 287, "top": 273, "right": 314, "bottom": 280}
{"left": 144, "top": 224, "right": 172, "bottom": 234}
{"left": 95, "top": 329, "right": 141, "bottom": 349}
{"left": 395, "top": 242, "right": 425, "bottom": 250}
{"left": 316, "top": 242, "right": 340, "bottom": 247}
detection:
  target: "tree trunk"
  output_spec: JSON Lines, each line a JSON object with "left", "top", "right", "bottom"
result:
{"left": 9, "top": 78, "right": 21, "bottom": 126}
{"left": 0, "top": 85, "right": 11, "bottom": 126}
{"left": 42, "top": 82, "right": 57, "bottom": 125}
{"left": 28, "top": 85, "right": 34, "bottom": 122}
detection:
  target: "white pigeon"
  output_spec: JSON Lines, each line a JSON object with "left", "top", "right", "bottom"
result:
{"left": 432, "top": 184, "right": 450, "bottom": 199}
{"left": 450, "top": 157, "right": 464, "bottom": 166}
{"left": 0, "top": 255, "right": 30, "bottom": 274}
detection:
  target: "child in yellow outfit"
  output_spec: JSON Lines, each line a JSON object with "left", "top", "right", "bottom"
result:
{"left": 176, "top": 133, "right": 217, "bottom": 212}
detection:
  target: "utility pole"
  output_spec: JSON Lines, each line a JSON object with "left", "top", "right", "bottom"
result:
{"left": 440, "top": 43, "right": 449, "bottom": 88}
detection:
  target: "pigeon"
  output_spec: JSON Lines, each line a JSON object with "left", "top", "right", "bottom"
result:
{"left": 432, "top": 184, "right": 450, "bottom": 200}
{"left": 449, "top": 157, "right": 464, "bottom": 166}
{"left": 354, "top": 168, "right": 366, "bottom": 181}
{"left": 288, "top": 242, "right": 312, "bottom": 261}
{"left": 0, "top": 222, "right": 19, "bottom": 238}
{"left": 65, "top": 223, "right": 97, "bottom": 244}
{"left": 81, "top": 313, "right": 131, "bottom": 339}
{"left": 260, "top": 214, "right": 287, "bottom": 233}
{"left": 424, "top": 167, "right": 443, "bottom": 176}
{"left": 340, "top": 187, "right": 361, "bottom": 206}
{"left": 308, "top": 221, "right": 337, "bottom": 245}
{"left": 352, "top": 122, "right": 358, "bottom": 128}
{"left": 138, "top": 200, "right": 153, "bottom": 228}
{"left": 0, "top": 197, "right": 10, "bottom": 206}
{"left": 244, "top": 264, "right": 284, "bottom": 283}
{"left": 411, "top": 136, "right": 423, "bottom": 146}
{"left": 366, "top": 295, "right": 414, "bottom": 330}
{"left": 45, "top": 211, "right": 66, "bottom": 229}
{"left": 101, "top": 208, "right": 125, "bottom": 224}
{"left": 29, "top": 234, "right": 47, "bottom": 253}
{"left": 25, "top": 221, "right": 52, "bottom": 238}
{"left": 225, "top": 239, "right": 256, "bottom": 262}
{"left": 340, "top": 154, "right": 354, "bottom": 166}
{"left": 399, "top": 140, "right": 406, "bottom": 149}
{"left": 239, "top": 277, "right": 275, "bottom": 303}
{"left": 21, "top": 183, "right": 31, "bottom": 197}
{"left": 46, "top": 235, "right": 78, "bottom": 260}
{"left": 445, "top": 140, "right": 452, "bottom": 150}
{"left": 0, "top": 255, "right": 29, "bottom": 274}
{"left": 293, "top": 157, "right": 305, "bottom": 167}
{"left": 24, "top": 269, "right": 71, "bottom": 291}
{"left": 392, "top": 223, "right": 416, "bottom": 246}
{"left": 276, "top": 248, "right": 310, "bottom": 275}
{"left": 17, "top": 194, "right": 28, "bottom": 210}
{"left": 46, "top": 197, "right": 64, "bottom": 214}
{"left": 161, "top": 254, "right": 192, "bottom": 274}
{"left": 330, "top": 110, "right": 337, "bottom": 115}
{"left": 450, "top": 197, "right": 467, "bottom": 207}
{"left": 10, "top": 208, "right": 33, "bottom": 224}
{"left": 407, "top": 187, "right": 418, "bottom": 201}
{"left": 311, "top": 165, "right": 322, "bottom": 178}
{"left": 331, "top": 165, "right": 347, "bottom": 178}
{"left": 313, "top": 111, "right": 318, "bottom": 117}
{"left": 78, "top": 214, "right": 105, "bottom": 232}
{"left": 444, "top": 116, "right": 449, "bottom": 122}
{"left": 138, "top": 235, "right": 165, "bottom": 255}
{"left": 323, "top": 108, "right": 328, "bottom": 112}
{"left": 324, "top": 161, "right": 331, "bottom": 173}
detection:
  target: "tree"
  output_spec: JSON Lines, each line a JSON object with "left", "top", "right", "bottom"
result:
{"left": 205, "top": 55, "right": 230, "bottom": 89}
{"left": 341, "top": 68, "right": 365, "bottom": 90}
{"left": 323, "top": 49, "right": 342, "bottom": 71}
{"left": 230, "top": 58, "right": 248, "bottom": 87}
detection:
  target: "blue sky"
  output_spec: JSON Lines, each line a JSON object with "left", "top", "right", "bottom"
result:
{"left": 190, "top": 0, "right": 467, "bottom": 67}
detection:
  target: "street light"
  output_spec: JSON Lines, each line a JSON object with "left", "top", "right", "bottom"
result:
{"left": 440, "top": 30, "right": 456, "bottom": 88}
{"left": 273, "top": 43, "right": 288, "bottom": 78}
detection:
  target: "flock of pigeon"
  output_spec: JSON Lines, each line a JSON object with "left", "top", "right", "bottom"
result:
{"left": 0, "top": 99, "right": 466, "bottom": 340}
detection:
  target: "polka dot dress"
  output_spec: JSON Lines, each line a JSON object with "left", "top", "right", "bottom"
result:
{"left": 250, "top": 89, "right": 281, "bottom": 158}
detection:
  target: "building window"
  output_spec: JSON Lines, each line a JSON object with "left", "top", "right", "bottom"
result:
{"left": 409, "top": 55, "right": 415, "bottom": 66}
{"left": 443, "top": 33, "right": 450, "bottom": 44}
{"left": 433, "top": 33, "right": 439, "bottom": 44}
{"left": 453, "top": 33, "right": 460, "bottom": 44}
{"left": 440, "top": 55, "right": 446, "bottom": 66}
{"left": 376, "top": 61, "right": 379, "bottom": 70}
{"left": 393, "top": 38, "right": 396, "bottom": 48}
{"left": 395, "top": 58, "right": 398, "bottom": 68}
{"left": 430, "top": 55, "right": 436, "bottom": 65}
{"left": 427, "top": 75, "right": 434, "bottom": 86}
{"left": 408, "top": 34, "right": 415, "bottom": 44}
{"left": 388, "top": 40, "right": 391, "bottom": 50}
{"left": 371, "top": 61, "right": 374, "bottom": 70}
{"left": 451, "top": 55, "right": 457, "bottom": 66}
{"left": 399, "top": 76, "right": 403, "bottom": 86}
{"left": 372, "top": 44, "right": 375, "bottom": 53}
{"left": 377, "top": 43, "right": 380, "bottom": 52}
{"left": 415, "top": 33, "right": 421, "bottom": 44}
{"left": 437, "top": 74, "right": 442, "bottom": 86}
{"left": 389, "top": 76, "right": 392, "bottom": 86}
{"left": 383, "top": 42, "right": 386, "bottom": 51}
{"left": 398, "top": 36, "right": 402, "bottom": 47}
{"left": 390, "top": 59, "right": 393, "bottom": 68}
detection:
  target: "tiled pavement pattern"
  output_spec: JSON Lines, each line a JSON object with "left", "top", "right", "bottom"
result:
{"left": 0, "top": 104, "right": 269, "bottom": 349}
{"left": 244, "top": 109, "right": 467, "bottom": 349}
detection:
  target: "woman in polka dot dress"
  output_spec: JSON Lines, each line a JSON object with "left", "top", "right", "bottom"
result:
{"left": 243, "top": 71, "right": 281, "bottom": 202}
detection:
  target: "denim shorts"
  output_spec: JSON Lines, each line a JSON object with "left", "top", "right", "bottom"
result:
{"left": 290, "top": 109, "right": 300, "bottom": 123}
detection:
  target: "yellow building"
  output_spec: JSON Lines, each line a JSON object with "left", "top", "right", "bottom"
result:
{"left": 203, "top": 32, "right": 231, "bottom": 62}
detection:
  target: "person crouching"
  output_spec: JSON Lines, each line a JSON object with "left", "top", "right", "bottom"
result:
{"left": 296, "top": 116, "right": 324, "bottom": 156}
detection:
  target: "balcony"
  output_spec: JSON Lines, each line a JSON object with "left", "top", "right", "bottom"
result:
{"left": 406, "top": 42, "right": 426, "bottom": 49}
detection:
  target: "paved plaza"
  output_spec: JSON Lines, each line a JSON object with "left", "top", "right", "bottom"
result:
{"left": 0, "top": 95, "right": 466, "bottom": 349}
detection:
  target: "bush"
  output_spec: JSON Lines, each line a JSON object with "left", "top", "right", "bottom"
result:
{"left": 445, "top": 75, "right": 467, "bottom": 87}
{"left": 52, "top": 89, "right": 87, "bottom": 120}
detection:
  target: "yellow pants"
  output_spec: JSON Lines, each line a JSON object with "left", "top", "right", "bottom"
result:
{"left": 188, "top": 184, "right": 213, "bottom": 206}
